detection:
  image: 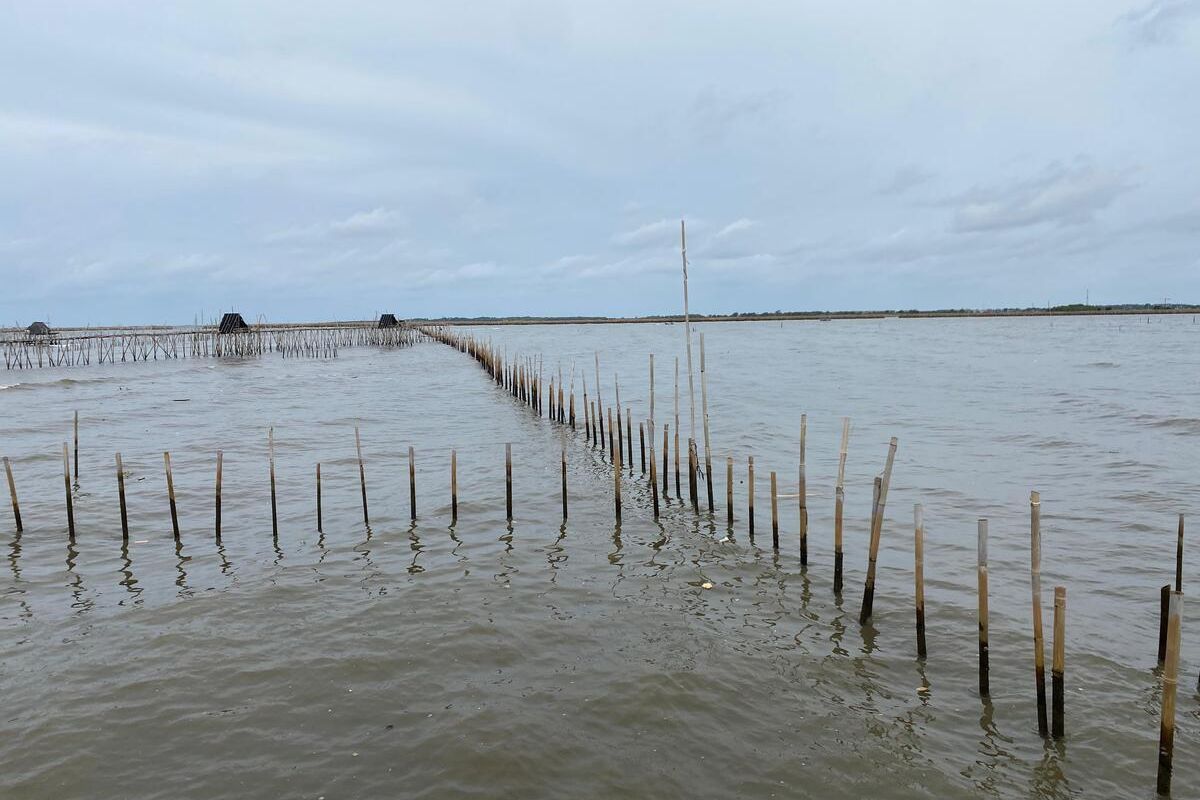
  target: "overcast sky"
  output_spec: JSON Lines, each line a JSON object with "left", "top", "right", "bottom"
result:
{"left": 2, "top": 2, "right": 1198, "bottom": 325}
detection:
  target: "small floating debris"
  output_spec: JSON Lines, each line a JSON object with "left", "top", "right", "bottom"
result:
{"left": 701, "top": 581, "right": 713, "bottom": 590}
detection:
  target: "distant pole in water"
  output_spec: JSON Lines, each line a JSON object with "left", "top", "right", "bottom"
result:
{"left": 561, "top": 446, "right": 568, "bottom": 520}
{"left": 914, "top": 504, "right": 927, "bottom": 658}
{"left": 834, "top": 418, "right": 850, "bottom": 594}
{"left": 726, "top": 456, "right": 734, "bottom": 528}
{"left": 594, "top": 352, "right": 604, "bottom": 450}
{"left": 3, "top": 456, "right": 22, "bottom": 532}
{"left": 639, "top": 422, "right": 646, "bottom": 475}
{"left": 770, "top": 471, "right": 779, "bottom": 550}
{"left": 505, "top": 443, "right": 513, "bottom": 522}
{"left": 164, "top": 452, "right": 179, "bottom": 540}
{"left": 860, "top": 437, "right": 898, "bottom": 624}
{"left": 215, "top": 450, "right": 223, "bottom": 540}
{"left": 614, "top": 431, "right": 622, "bottom": 522}
{"left": 408, "top": 445, "right": 417, "bottom": 521}
{"left": 115, "top": 452, "right": 129, "bottom": 542}
{"left": 608, "top": 408, "right": 615, "bottom": 462}
{"left": 1176, "top": 514, "right": 1184, "bottom": 592}
{"left": 674, "top": 357, "right": 681, "bottom": 499}
{"left": 316, "top": 462, "right": 323, "bottom": 533}
{"left": 700, "top": 333, "right": 713, "bottom": 513}
{"left": 648, "top": 421, "right": 659, "bottom": 520}
{"left": 626, "top": 408, "right": 633, "bottom": 474}
{"left": 978, "top": 519, "right": 990, "bottom": 697}
{"left": 680, "top": 221, "right": 697, "bottom": 453}
{"left": 62, "top": 443, "right": 75, "bottom": 540}
{"left": 688, "top": 439, "right": 698, "bottom": 512}
{"left": 73, "top": 410, "right": 79, "bottom": 482}
{"left": 798, "top": 414, "right": 808, "bottom": 566}
{"left": 661, "top": 423, "right": 670, "bottom": 498}
{"left": 747, "top": 455, "right": 755, "bottom": 539}
{"left": 355, "top": 426, "right": 368, "bottom": 525}
{"left": 268, "top": 427, "right": 278, "bottom": 538}
{"left": 1030, "top": 490, "right": 1049, "bottom": 736}
{"left": 1052, "top": 585, "right": 1066, "bottom": 739}
{"left": 451, "top": 449, "right": 458, "bottom": 523}
{"left": 1157, "top": 591, "right": 1182, "bottom": 795}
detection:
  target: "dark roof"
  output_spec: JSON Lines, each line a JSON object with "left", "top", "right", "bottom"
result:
{"left": 27, "top": 321, "right": 51, "bottom": 335}
{"left": 218, "top": 313, "right": 249, "bottom": 334}
{"left": 378, "top": 313, "right": 399, "bottom": 328}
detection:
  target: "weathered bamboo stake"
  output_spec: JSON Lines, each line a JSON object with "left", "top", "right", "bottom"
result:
{"left": 639, "top": 423, "right": 646, "bottom": 475}
{"left": 614, "top": 434, "right": 622, "bottom": 522}
{"left": 648, "top": 421, "right": 659, "bottom": 520}
{"left": 860, "top": 437, "right": 898, "bottom": 624}
{"left": 3, "top": 456, "right": 21, "bottom": 532}
{"left": 451, "top": 449, "right": 458, "bottom": 522}
{"left": 608, "top": 408, "right": 615, "bottom": 462}
{"left": 1031, "top": 490, "right": 1049, "bottom": 736}
{"left": 747, "top": 455, "right": 755, "bottom": 538}
{"left": 700, "top": 333, "right": 713, "bottom": 513}
{"left": 680, "top": 220, "right": 698, "bottom": 459}
{"left": 770, "top": 471, "right": 779, "bottom": 549}
{"left": 62, "top": 443, "right": 75, "bottom": 539}
{"left": 584, "top": 382, "right": 591, "bottom": 440}
{"left": 688, "top": 440, "right": 698, "bottom": 511}
{"left": 1052, "top": 585, "right": 1066, "bottom": 739}
{"left": 115, "top": 452, "right": 129, "bottom": 541}
{"left": 674, "top": 358, "right": 681, "bottom": 498}
{"left": 408, "top": 445, "right": 417, "bottom": 520}
{"left": 1157, "top": 591, "right": 1182, "bottom": 795}
{"left": 626, "top": 409, "right": 633, "bottom": 473}
{"left": 834, "top": 486, "right": 844, "bottom": 594}
{"left": 215, "top": 450, "right": 223, "bottom": 539}
{"left": 726, "top": 456, "right": 733, "bottom": 528}
{"left": 590, "top": 400, "right": 597, "bottom": 446}
{"left": 662, "top": 423, "right": 670, "bottom": 498}
{"left": 1176, "top": 514, "right": 1184, "bottom": 592}
{"left": 164, "top": 452, "right": 179, "bottom": 540}
{"left": 561, "top": 446, "right": 568, "bottom": 520}
{"left": 914, "top": 504, "right": 926, "bottom": 658}
{"left": 978, "top": 518, "right": 990, "bottom": 697}
{"left": 73, "top": 410, "right": 79, "bottom": 481}
{"left": 269, "top": 427, "right": 278, "bottom": 537}
{"left": 799, "top": 413, "right": 808, "bottom": 566}
{"left": 595, "top": 353, "right": 605, "bottom": 450}
{"left": 615, "top": 376, "right": 624, "bottom": 465}
{"left": 505, "top": 443, "right": 513, "bottom": 522}
{"left": 316, "top": 463, "right": 323, "bottom": 532}
{"left": 1159, "top": 584, "right": 1171, "bottom": 664}
{"left": 355, "top": 426, "right": 369, "bottom": 524}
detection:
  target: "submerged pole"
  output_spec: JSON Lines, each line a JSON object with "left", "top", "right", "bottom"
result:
{"left": 914, "top": 504, "right": 926, "bottom": 658}
{"left": 116, "top": 452, "right": 129, "bottom": 542}
{"left": 1157, "top": 591, "right": 1182, "bottom": 795}
{"left": 355, "top": 426, "right": 369, "bottom": 525}
{"left": 451, "top": 449, "right": 458, "bottom": 522}
{"left": 505, "top": 443, "right": 513, "bottom": 522}
{"left": 1052, "top": 585, "right": 1066, "bottom": 739}
{"left": 1031, "top": 490, "right": 1049, "bottom": 736}
{"left": 269, "top": 427, "right": 278, "bottom": 538}
{"left": 408, "top": 445, "right": 417, "bottom": 521}
{"left": 3, "top": 456, "right": 21, "bottom": 532}
{"left": 62, "top": 443, "right": 75, "bottom": 540}
{"left": 215, "top": 450, "right": 223, "bottom": 540}
{"left": 316, "top": 462, "right": 323, "bottom": 533}
{"left": 799, "top": 413, "right": 808, "bottom": 566}
{"left": 978, "top": 518, "right": 990, "bottom": 697}
{"left": 165, "top": 452, "right": 179, "bottom": 540}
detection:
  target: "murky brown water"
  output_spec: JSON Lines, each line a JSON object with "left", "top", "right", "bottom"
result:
{"left": 2, "top": 316, "right": 1198, "bottom": 798}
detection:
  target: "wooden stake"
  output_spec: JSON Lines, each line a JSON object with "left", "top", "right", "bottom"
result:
{"left": 408, "top": 445, "right": 417, "bottom": 520}
{"left": 116, "top": 452, "right": 129, "bottom": 541}
{"left": 726, "top": 456, "right": 734, "bottom": 528}
{"left": 799, "top": 414, "right": 808, "bottom": 566}
{"left": 73, "top": 410, "right": 79, "bottom": 481}
{"left": 62, "top": 443, "right": 75, "bottom": 539}
{"left": 648, "top": 421, "right": 659, "bottom": 520}
{"left": 215, "top": 450, "right": 223, "bottom": 540}
{"left": 561, "top": 446, "right": 568, "bottom": 519}
{"left": 1159, "top": 583, "right": 1171, "bottom": 664}
{"left": 674, "top": 357, "right": 680, "bottom": 498}
{"left": 860, "top": 437, "right": 898, "bottom": 624}
{"left": 355, "top": 426, "right": 368, "bottom": 525}
{"left": 770, "top": 471, "right": 779, "bottom": 549}
{"left": 316, "top": 462, "right": 323, "bottom": 533}
{"left": 451, "top": 449, "right": 458, "bottom": 522}
{"left": 978, "top": 519, "right": 990, "bottom": 697}
{"left": 1157, "top": 591, "right": 1182, "bottom": 795}
{"left": 1031, "top": 490, "right": 1049, "bottom": 736}
{"left": 269, "top": 427, "right": 278, "bottom": 537}
{"left": 834, "top": 486, "right": 844, "bottom": 595}
{"left": 626, "top": 408, "right": 633, "bottom": 473}
{"left": 662, "top": 423, "right": 670, "bottom": 498}
{"left": 914, "top": 504, "right": 926, "bottom": 658}
{"left": 505, "top": 443, "right": 513, "bottom": 522}
{"left": 639, "top": 422, "right": 646, "bottom": 475}
{"left": 688, "top": 439, "right": 698, "bottom": 511}
{"left": 748, "top": 455, "right": 755, "bottom": 538}
{"left": 164, "top": 451, "right": 179, "bottom": 540}
{"left": 614, "top": 432, "right": 622, "bottom": 522}
{"left": 1052, "top": 585, "right": 1066, "bottom": 739}
{"left": 700, "top": 333, "right": 713, "bottom": 513}
{"left": 3, "top": 456, "right": 21, "bottom": 532}
{"left": 1176, "top": 513, "right": 1184, "bottom": 592}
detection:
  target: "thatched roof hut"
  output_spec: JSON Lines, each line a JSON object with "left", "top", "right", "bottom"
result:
{"left": 218, "top": 313, "right": 249, "bottom": 334}
{"left": 378, "top": 313, "right": 399, "bottom": 329}
{"left": 27, "top": 321, "right": 51, "bottom": 336}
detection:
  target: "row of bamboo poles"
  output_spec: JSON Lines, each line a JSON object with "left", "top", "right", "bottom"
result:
{"left": 2, "top": 323, "right": 422, "bottom": 370}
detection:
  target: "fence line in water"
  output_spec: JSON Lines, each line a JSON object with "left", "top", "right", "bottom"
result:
{"left": 2, "top": 323, "right": 422, "bottom": 370}
{"left": 1, "top": 324, "right": 1193, "bottom": 794}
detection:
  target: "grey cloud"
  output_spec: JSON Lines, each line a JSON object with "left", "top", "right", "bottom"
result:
{"left": 947, "top": 161, "right": 1135, "bottom": 233}
{"left": 1118, "top": 0, "right": 1200, "bottom": 46}
{"left": 879, "top": 165, "right": 936, "bottom": 196}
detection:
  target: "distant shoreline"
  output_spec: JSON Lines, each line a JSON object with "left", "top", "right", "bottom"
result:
{"left": 8, "top": 305, "right": 1199, "bottom": 334}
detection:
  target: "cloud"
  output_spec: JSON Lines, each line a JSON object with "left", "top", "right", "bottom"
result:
{"left": 1118, "top": 0, "right": 1200, "bottom": 46}
{"left": 879, "top": 165, "right": 936, "bottom": 196}
{"left": 612, "top": 218, "right": 680, "bottom": 248}
{"left": 329, "top": 208, "right": 404, "bottom": 236}
{"left": 947, "top": 161, "right": 1135, "bottom": 233}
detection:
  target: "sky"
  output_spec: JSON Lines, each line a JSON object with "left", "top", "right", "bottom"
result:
{"left": 1, "top": 1, "right": 1198, "bottom": 325}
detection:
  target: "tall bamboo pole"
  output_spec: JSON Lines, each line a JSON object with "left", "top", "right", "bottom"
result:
{"left": 1031, "top": 490, "right": 1049, "bottom": 736}
{"left": 700, "top": 334, "right": 713, "bottom": 513}
{"left": 799, "top": 413, "right": 808, "bottom": 566}
{"left": 914, "top": 504, "right": 926, "bottom": 658}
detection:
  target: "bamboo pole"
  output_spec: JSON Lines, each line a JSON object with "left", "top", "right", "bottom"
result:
{"left": 662, "top": 423, "right": 670, "bottom": 498}
{"left": 834, "top": 486, "right": 844, "bottom": 594}
{"left": 614, "top": 432, "right": 622, "bottom": 522}
{"left": 505, "top": 443, "right": 513, "bottom": 522}
{"left": 408, "top": 446, "right": 417, "bottom": 520}
{"left": 269, "top": 427, "right": 278, "bottom": 538}
{"left": 316, "top": 462, "right": 323, "bottom": 532}
{"left": 1031, "top": 490, "right": 1049, "bottom": 736}
{"left": 1157, "top": 591, "right": 1182, "bottom": 795}
{"left": 608, "top": 408, "right": 615, "bottom": 462}
{"left": 626, "top": 409, "right": 633, "bottom": 474}
{"left": 726, "top": 456, "right": 733, "bottom": 528}
{"left": 914, "top": 504, "right": 926, "bottom": 658}
{"left": 615, "top": 376, "right": 623, "bottom": 466}
{"left": 164, "top": 452, "right": 179, "bottom": 540}
{"left": 62, "top": 443, "right": 75, "bottom": 539}
{"left": 561, "top": 446, "right": 568, "bottom": 520}
{"left": 648, "top": 421, "right": 660, "bottom": 520}
{"left": 799, "top": 413, "right": 808, "bottom": 566}
{"left": 451, "top": 449, "right": 458, "bottom": 522}
{"left": 688, "top": 439, "right": 698, "bottom": 512}
{"left": 639, "top": 423, "right": 646, "bottom": 475}
{"left": 1159, "top": 584, "right": 1171, "bottom": 664}
{"left": 73, "top": 410, "right": 79, "bottom": 482}
{"left": 116, "top": 452, "right": 129, "bottom": 541}
{"left": 700, "top": 333, "right": 713, "bottom": 513}
{"left": 680, "top": 220, "right": 697, "bottom": 455}
{"left": 595, "top": 353, "right": 605, "bottom": 450}
{"left": 770, "top": 471, "right": 779, "bottom": 550}
{"left": 674, "top": 358, "right": 681, "bottom": 499}
{"left": 978, "top": 519, "right": 990, "bottom": 696}
{"left": 747, "top": 455, "right": 755, "bottom": 538}
{"left": 215, "top": 450, "right": 223, "bottom": 539}
{"left": 355, "top": 426, "right": 368, "bottom": 524}
{"left": 1052, "top": 585, "right": 1066, "bottom": 739}
{"left": 1176, "top": 514, "right": 1184, "bottom": 592}
{"left": 860, "top": 437, "right": 898, "bottom": 624}
{"left": 3, "top": 456, "right": 21, "bottom": 532}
